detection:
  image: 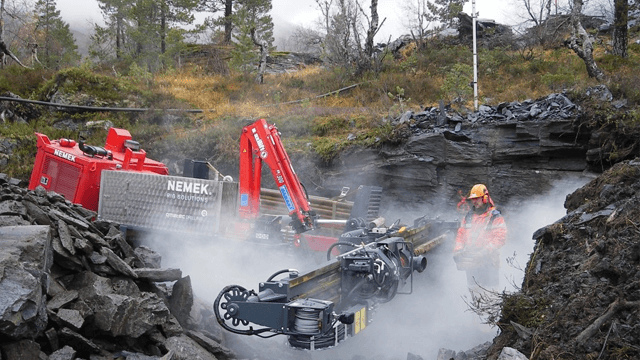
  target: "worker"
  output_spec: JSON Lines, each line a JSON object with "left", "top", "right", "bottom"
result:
{"left": 453, "top": 184, "right": 507, "bottom": 290}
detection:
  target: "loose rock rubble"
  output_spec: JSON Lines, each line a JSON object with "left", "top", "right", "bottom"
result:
{"left": 394, "top": 92, "right": 579, "bottom": 133}
{"left": 0, "top": 174, "right": 234, "bottom": 360}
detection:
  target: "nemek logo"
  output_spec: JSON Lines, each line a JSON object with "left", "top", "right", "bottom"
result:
{"left": 54, "top": 149, "right": 76, "bottom": 162}
{"left": 167, "top": 180, "right": 210, "bottom": 195}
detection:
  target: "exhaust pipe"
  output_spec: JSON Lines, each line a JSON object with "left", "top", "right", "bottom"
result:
{"left": 413, "top": 255, "right": 427, "bottom": 273}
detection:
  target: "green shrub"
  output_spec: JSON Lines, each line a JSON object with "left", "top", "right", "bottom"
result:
{"left": 312, "top": 116, "right": 350, "bottom": 136}
{"left": 0, "top": 66, "right": 53, "bottom": 97}
{"left": 37, "top": 67, "right": 130, "bottom": 104}
{"left": 442, "top": 63, "right": 473, "bottom": 103}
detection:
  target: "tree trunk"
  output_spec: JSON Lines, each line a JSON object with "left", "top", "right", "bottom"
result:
{"left": 160, "top": 4, "right": 167, "bottom": 54}
{"left": 566, "top": 0, "right": 605, "bottom": 81}
{"left": 116, "top": 15, "right": 122, "bottom": 59}
{"left": 224, "top": 0, "right": 232, "bottom": 44}
{"left": 612, "top": 0, "right": 628, "bottom": 57}
{"left": 31, "top": 43, "right": 42, "bottom": 65}
{"left": 364, "top": 0, "right": 378, "bottom": 58}
{"left": 250, "top": 28, "right": 267, "bottom": 84}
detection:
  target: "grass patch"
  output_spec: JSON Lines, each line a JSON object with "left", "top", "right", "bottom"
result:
{"left": 311, "top": 115, "right": 394, "bottom": 163}
{"left": 499, "top": 293, "right": 548, "bottom": 328}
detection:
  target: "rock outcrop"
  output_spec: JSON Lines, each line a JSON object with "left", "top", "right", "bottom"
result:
{"left": 311, "top": 92, "right": 593, "bottom": 214}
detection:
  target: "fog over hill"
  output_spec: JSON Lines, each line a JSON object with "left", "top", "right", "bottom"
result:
{"left": 70, "top": 26, "right": 91, "bottom": 57}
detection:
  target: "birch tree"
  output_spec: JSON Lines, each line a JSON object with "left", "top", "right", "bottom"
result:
{"left": 402, "top": 0, "right": 435, "bottom": 47}
{"left": 316, "top": 0, "right": 384, "bottom": 73}
{"left": 230, "top": 0, "right": 273, "bottom": 82}
{"left": 566, "top": 0, "right": 605, "bottom": 81}
{"left": 0, "top": 0, "right": 31, "bottom": 68}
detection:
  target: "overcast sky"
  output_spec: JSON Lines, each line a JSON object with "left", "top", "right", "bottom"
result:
{"left": 56, "top": 0, "right": 519, "bottom": 46}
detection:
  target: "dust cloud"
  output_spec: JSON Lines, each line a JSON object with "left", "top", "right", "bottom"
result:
{"left": 138, "top": 174, "right": 591, "bottom": 360}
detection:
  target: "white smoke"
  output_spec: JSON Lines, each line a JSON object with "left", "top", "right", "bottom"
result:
{"left": 138, "top": 174, "right": 592, "bottom": 360}
{"left": 499, "top": 174, "right": 593, "bottom": 293}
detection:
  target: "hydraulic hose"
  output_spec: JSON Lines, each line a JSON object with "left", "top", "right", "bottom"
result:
{"left": 326, "top": 241, "right": 360, "bottom": 261}
{"left": 266, "top": 268, "right": 298, "bottom": 282}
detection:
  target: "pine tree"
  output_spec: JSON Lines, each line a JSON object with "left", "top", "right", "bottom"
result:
{"left": 92, "top": 0, "right": 198, "bottom": 71}
{"left": 230, "top": 0, "right": 274, "bottom": 71}
{"left": 91, "top": 0, "right": 131, "bottom": 60}
{"left": 33, "top": 0, "right": 80, "bottom": 69}
{"left": 425, "top": 0, "right": 467, "bottom": 28}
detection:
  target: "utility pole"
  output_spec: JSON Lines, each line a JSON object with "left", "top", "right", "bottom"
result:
{"left": 472, "top": 0, "right": 478, "bottom": 110}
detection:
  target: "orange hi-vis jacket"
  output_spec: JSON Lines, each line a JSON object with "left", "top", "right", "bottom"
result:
{"left": 453, "top": 205, "right": 507, "bottom": 252}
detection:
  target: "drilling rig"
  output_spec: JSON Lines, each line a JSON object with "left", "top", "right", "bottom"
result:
{"left": 213, "top": 215, "right": 459, "bottom": 350}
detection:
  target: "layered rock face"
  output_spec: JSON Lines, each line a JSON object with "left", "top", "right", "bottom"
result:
{"left": 310, "top": 93, "right": 594, "bottom": 214}
{"left": 0, "top": 177, "right": 233, "bottom": 360}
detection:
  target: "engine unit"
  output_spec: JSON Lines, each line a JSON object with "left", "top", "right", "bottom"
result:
{"left": 28, "top": 128, "right": 169, "bottom": 211}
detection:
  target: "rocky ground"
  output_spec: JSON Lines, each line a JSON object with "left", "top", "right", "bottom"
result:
{"left": 0, "top": 175, "right": 234, "bottom": 360}
{"left": 4, "top": 155, "right": 640, "bottom": 360}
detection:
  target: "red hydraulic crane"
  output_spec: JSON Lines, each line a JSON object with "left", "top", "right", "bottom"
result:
{"left": 238, "top": 118, "right": 317, "bottom": 234}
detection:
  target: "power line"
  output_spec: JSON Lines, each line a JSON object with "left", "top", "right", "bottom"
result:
{"left": 0, "top": 96, "right": 205, "bottom": 113}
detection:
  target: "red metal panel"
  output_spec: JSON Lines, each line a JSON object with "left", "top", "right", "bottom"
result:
{"left": 42, "top": 155, "right": 81, "bottom": 201}
{"left": 302, "top": 234, "right": 339, "bottom": 253}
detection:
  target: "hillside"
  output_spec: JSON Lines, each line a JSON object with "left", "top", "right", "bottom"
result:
{"left": 1, "top": 26, "right": 640, "bottom": 360}
{"left": 1, "top": 32, "right": 640, "bottom": 183}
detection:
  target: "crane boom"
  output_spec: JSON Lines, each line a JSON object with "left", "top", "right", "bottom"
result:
{"left": 239, "top": 118, "right": 317, "bottom": 233}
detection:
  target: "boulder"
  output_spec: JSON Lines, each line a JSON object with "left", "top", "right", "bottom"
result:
{"left": 0, "top": 339, "right": 42, "bottom": 360}
{"left": 0, "top": 226, "right": 52, "bottom": 339}
{"left": 49, "top": 345, "right": 77, "bottom": 360}
{"left": 497, "top": 347, "right": 528, "bottom": 360}
{"left": 134, "top": 268, "right": 182, "bottom": 282}
{"left": 46, "top": 290, "right": 79, "bottom": 311}
{"left": 168, "top": 276, "right": 193, "bottom": 327}
{"left": 69, "top": 272, "right": 171, "bottom": 338}
{"left": 134, "top": 246, "right": 162, "bottom": 269}
{"left": 186, "top": 330, "right": 234, "bottom": 359}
